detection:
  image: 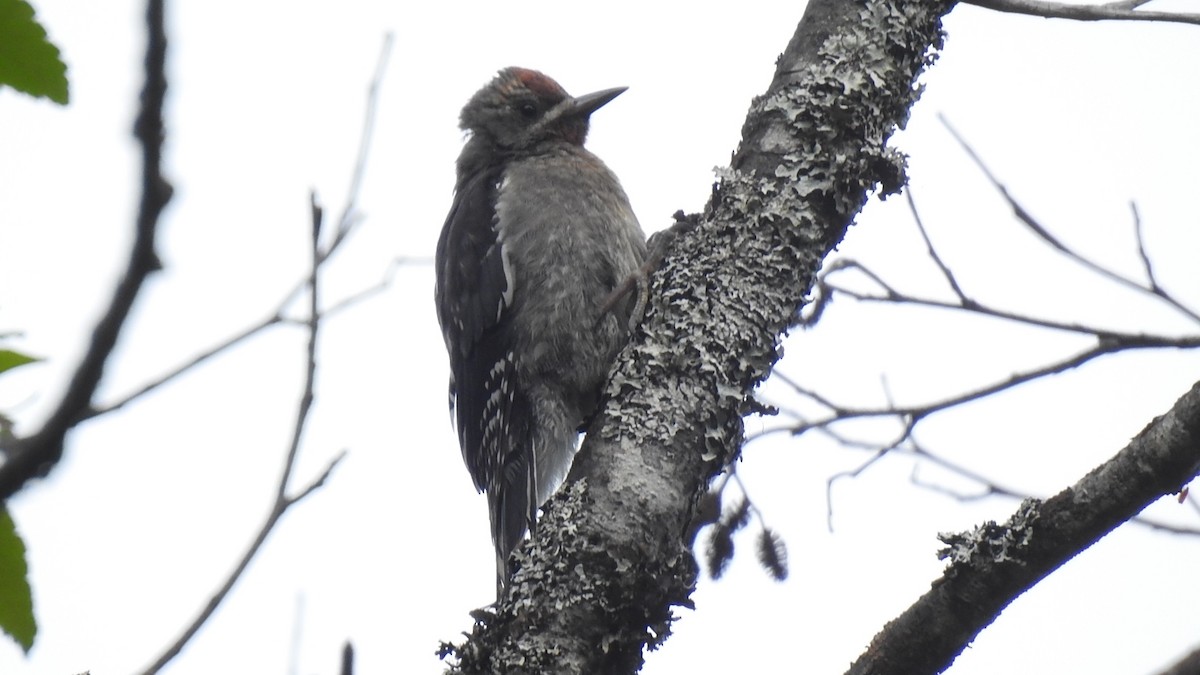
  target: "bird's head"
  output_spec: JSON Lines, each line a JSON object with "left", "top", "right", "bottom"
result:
{"left": 459, "top": 67, "right": 626, "bottom": 153}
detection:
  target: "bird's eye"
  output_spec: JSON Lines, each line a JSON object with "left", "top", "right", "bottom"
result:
{"left": 518, "top": 103, "right": 538, "bottom": 119}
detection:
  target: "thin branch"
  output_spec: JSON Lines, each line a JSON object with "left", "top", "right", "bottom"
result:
{"left": 911, "top": 442, "right": 1200, "bottom": 535}
{"left": 86, "top": 254, "right": 424, "bottom": 420}
{"left": 821, "top": 258, "right": 903, "bottom": 300}
{"left": 771, "top": 369, "right": 844, "bottom": 413}
{"left": 1130, "top": 200, "right": 1162, "bottom": 293}
{"left": 822, "top": 373, "right": 914, "bottom": 530}
{"left": 135, "top": 454, "right": 344, "bottom": 675}
{"left": 276, "top": 192, "right": 323, "bottom": 502}
{"left": 826, "top": 259, "right": 1200, "bottom": 340}
{"left": 825, "top": 429, "right": 911, "bottom": 531}
{"left": 906, "top": 187, "right": 968, "bottom": 304}
{"left": 81, "top": 34, "right": 406, "bottom": 422}
{"left": 138, "top": 195, "right": 342, "bottom": 675}
{"left": 965, "top": 0, "right": 1200, "bottom": 26}
{"left": 753, "top": 388, "right": 1200, "bottom": 536}
{"left": 84, "top": 313, "right": 282, "bottom": 419}
{"left": 137, "top": 30, "right": 395, "bottom": 665}
{"left": 940, "top": 113, "right": 1200, "bottom": 324}
{"left": 330, "top": 32, "right": 393, "bottom": 251}
{"left": 789, "top": 120, "right": 1200, "bottom": 516}
{"left": 276, "top": 192, "right": 322, "bottom": 500}
{"left": 784, "top": 337, "right": 1182, "bottom": 446}
{"left": 0, "top": 0, "right": 172, "bottom": 502}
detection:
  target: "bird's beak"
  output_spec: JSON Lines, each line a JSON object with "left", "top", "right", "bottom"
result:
{"left": 568, "top": 87, "right": 627, "bottom": 118}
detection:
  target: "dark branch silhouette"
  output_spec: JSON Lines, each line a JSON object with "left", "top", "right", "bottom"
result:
{"left": 847, "top": 378, "right": 1200, "bottom": 673}
{"left": 0, "top": 0, "right": 172, "bottom": 502}
{"left": 1158, "top": 644, "right": 1200, "bottom": 675}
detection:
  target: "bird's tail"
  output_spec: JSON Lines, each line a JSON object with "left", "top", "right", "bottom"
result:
{"left": 489, "top": 445, "right": 538, "bottom": 598}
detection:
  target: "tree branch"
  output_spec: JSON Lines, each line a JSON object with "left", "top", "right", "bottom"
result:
{"left": 135, "top": 32, "right": 394, "bottom": 671}
{"left": 776, "top": 335, "right": 1197, "bottom": 446}
{"left": 785, "top": 115, "right": 1200, "bottom": 539}
{"left": 1156, "top": 644, "right": 1200, "bottom": 675}
{"left": 847, "top": 378, "right": 1200, "bottom": 674}
{"left": 137, "top": 194, "right": 343, "bottom": 675}
{"left": 82, "top": 34, "right": 402, "bottom": 422}
{"left": 85, "top": 254, "right": 421, "bottom": 421}
{"left": 940, "top": 113, "right": 1200, "bottom": 324}
{"left": 0, "top": 0, "right": 172, "bottom": 503}
{"left": 965, "top": 0, "right": 1200, "bottom": 25}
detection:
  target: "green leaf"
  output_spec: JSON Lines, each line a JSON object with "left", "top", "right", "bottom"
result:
{"left": 0, "top": 349, "right": 40, "bottom": 376}
{"left": 0, "top": 510, "right": 36, "bottom": 652}
{"left": 0, "top": 0, "right": 69, "bottom": 104}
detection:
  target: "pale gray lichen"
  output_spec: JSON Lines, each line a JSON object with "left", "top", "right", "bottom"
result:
{"left": 938, "top": 499, "right": 1041, "bottom": 568}
{"left": 598, "top": 0, "right": 951, "bottom": 470}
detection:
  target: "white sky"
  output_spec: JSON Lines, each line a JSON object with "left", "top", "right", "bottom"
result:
{"left": 2, "top": 1, "right": 1199, "bottom": 674}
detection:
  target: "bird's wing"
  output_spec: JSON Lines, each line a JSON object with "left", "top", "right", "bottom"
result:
{"left": 434, "top": 167, "right": 528, "bottom": 493}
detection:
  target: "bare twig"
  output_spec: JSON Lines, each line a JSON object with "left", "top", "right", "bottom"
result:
{"left": 136, "top": 448, "right": 344, "bottom": 675}
{"left": 780, "top": 336, "right": 1190, "bottom": 448}
{"left": 940, "top": 114, "right": 1200, "bottom": 324}
{"left": 1129, "top": 200, "right": 1162, "bottom": 293}
{"left": 906, "top": 188, "right": 968, "bottom": 304}
{"left": 81, "top": 35, "right": 411, "bottom": 422}
{"left": 965, "top": 0, "right": 1200, "bottom": 26}
{"left": 86, "top": 254, "right": 424, "bottom": 420}
{"left": 138, "top": 194, "right": 345, "bottom": 675}
{"left": 913, "top": 441, "right": 1200, "bottom": 535}
{"left": 0, "top": 0, "right": 172, "bottom": 502}
{"left": 784, "top": 121, "right": 1200, "bottom": 512}
{"left": 755, "top": 375, "right": 1200, "bottom": 536}
{"left": 330, "top": 32, "right": 393, "bottom": 251}
{"left": 85, "top": 313, "right": 281, "bottom": 419}
{"left": 825, "top": 433, "right": 910, "bottom": 531}
{"left": 826, "top": 259, "right": 1200, "bottom": 340}
{"left": 908, "top": 443, "right": 1027, "bottom": 502}
{"left": 137, "top": 31, "right": 394, "bottom": 673}
{"left": 277, "top": 192, "right": 323, "bottom": 498}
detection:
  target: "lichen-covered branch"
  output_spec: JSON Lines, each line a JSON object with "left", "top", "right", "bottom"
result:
{"left": 847, "top": 378, "right": 1200, "bottom": 674}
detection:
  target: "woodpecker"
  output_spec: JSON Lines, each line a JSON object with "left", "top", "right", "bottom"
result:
{"left": 435, "top": 67, "right": 647, "bottom": 594}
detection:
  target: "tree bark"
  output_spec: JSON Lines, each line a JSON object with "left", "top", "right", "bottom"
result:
{"left": 848, "top": 379, "right": 1200, "bottom": 674}
{"left": 444, "top": 1, "right": 955, "bottom": 672}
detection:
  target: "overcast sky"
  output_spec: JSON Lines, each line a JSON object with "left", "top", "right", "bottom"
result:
{"left": 2, "top": 1, "right": 1199, "bottom": 674}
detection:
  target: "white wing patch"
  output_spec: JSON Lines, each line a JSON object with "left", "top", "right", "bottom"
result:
{"left": 494, "top": 175, "right": 516, "bottom": 320}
